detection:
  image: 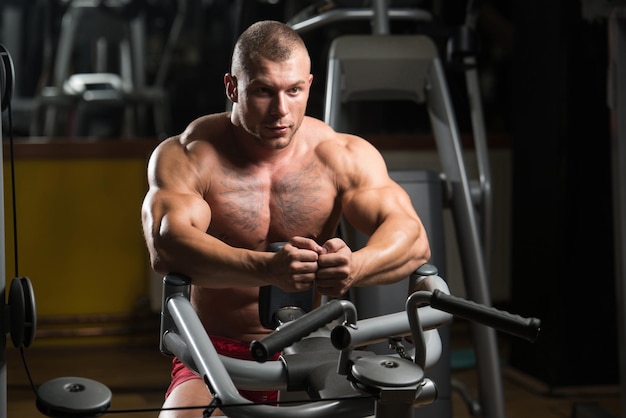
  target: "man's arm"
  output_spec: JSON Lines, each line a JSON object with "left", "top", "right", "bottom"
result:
{"left": 315, "top": 135, "right": 431, "bottom": 296}
{"left": 141, "top": 137, "right": 264, "bottom": 286}
{"left": 342, "top": 181, "right": 430, "bottom": 284}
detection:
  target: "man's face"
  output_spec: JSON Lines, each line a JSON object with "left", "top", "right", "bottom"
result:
{"left": 228, "top": 48, "right": 313, "bottom": 150}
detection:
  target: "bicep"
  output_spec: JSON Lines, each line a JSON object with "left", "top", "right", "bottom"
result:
{"left": 337, "top": 139, "right": 418, "bottom": 235}
{"left": 342, "top": 181, "right": 418, "bottom": 236}
{"left": 142, "top": 139, "right": 212, "bottom": 242}
{"left": 142, "top": 187, "right": 212, "bottom": 244}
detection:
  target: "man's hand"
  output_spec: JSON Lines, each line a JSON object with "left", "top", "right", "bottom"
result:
{"left": 315, "top": 238, "right": 355, "bottom": 297}
{"left": 267, "top": 237, "right": 325, "bottom": 292}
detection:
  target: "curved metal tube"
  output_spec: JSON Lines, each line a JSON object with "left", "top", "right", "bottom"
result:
{"left": 331, "top": 275, "right": 451, "bottom": 352}
{"left": 406, "top": 291, "right": 433, "bottom": 369}
{"left": 289, "top": 9, "right": 432, "bottom": 34}
{"left": 163, "top": 331, "right": 289, "bottom": 391}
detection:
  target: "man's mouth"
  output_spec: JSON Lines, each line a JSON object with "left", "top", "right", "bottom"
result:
{"left": 265, "top": 125, "right": 289, "bottom": 134}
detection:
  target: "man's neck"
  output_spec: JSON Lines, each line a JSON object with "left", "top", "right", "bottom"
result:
{"left": 229, "top": 123, "right": 301, "bottom": 168}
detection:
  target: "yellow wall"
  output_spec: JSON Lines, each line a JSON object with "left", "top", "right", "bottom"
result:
{"left": 3, "top": 156, "right": 151, "bottom": 317}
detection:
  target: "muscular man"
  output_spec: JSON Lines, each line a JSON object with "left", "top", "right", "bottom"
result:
{"left": 142, "top": 20, "right": 431, "bottom": 417}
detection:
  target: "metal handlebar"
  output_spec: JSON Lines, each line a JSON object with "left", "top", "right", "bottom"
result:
{"left": 251, "top": 298, "right": 356, "bottom": 363}
{"left": 428, "top": 290, "right": 541, "bottom": 342}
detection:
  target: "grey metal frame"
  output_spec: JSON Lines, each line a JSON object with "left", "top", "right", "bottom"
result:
{"left": 424, "top": 49, "right": 504, "bottom": 418}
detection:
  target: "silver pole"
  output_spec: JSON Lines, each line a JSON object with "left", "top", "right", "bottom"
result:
{"left": 464, "top": 57, "right": 493, "bottom": 271}
{"left": 372, "top": 0, "right": 390, "bottom": 35}
{"left": 427, "top": 58, "right": 506, "bottom": 418}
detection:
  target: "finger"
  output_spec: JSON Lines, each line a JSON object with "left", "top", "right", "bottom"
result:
{"left": 317, "top": 252, "right": 349, "bottom": 269}
{"left": 292, "top": 259, "right": 320, "bottom": 274}
{"left": 294, "top": 272, "right": 316, "bottom": 283}
{"left": 316, "top": 254, "right": 336, "bottom": 268}
{"left": 315, "top": 265, "right": 339, "bottom": 279}
{"left": 281, "top": 242, "right": 319, "bottom": 263}
{"left": 293, "top": 249, "right": 320, "bottom": 264}
{"left": 292, "top": 273, "right": 316, "bottom": 291}
{"left": 290, "top": 236, "right": 325, "bottom": 254}
{"left": 321, "top": 238, "right": 345, "bottom": 253}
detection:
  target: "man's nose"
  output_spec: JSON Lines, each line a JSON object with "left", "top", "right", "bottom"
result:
{"left": 271, "top": 93, "right": 289, "bottom": 118}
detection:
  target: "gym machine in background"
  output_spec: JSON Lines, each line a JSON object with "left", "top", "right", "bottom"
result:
{"left": 1, "top": 0, "right": 185, "bottom": 139}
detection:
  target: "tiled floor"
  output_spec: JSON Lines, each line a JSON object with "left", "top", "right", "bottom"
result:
{"left": 4, "top": 329, "right": 622, "bottom": 418}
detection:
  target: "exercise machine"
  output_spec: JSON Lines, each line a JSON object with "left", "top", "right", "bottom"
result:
{"left": 154, "top": 266, "right": 539, "bottom": 418}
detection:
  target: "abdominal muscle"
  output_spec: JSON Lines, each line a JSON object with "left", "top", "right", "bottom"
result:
{"left": 191, "top": 286, "right": 270, "bottom": 343}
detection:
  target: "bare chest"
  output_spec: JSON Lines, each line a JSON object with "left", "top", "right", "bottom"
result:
{"left": 206, "top": 162, "right": 340, "bottom": 248}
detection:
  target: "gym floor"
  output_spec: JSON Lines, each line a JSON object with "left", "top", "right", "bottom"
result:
{"left": 5, "top": 323, "right": 621, "bottom": 418}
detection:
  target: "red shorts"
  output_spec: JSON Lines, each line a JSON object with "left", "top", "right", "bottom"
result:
{"left": 165, "top": 335, "right": 280, "bottom": 404}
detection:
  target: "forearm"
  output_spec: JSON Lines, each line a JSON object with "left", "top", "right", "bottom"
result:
{"left": 351, "top": 217, "right": 430, "bottom": 287}
{"left": 149, "top": 227, "right": 272, "bottom": 288}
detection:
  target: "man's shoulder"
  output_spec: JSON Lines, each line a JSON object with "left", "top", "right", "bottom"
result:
{"left": 304, "top": 116, "right": 361, "bottom": 146}
{"left": 304, "top": 117, "right": 374, "bottom": 155}
{"left": 181, "top": 112, "right": 230, "bottom": 145}
{"left": 153, "top": 113, "right": 230, "bottom": 163}
{"left": 303, "top": 118, "right": 387, "bottom": 180}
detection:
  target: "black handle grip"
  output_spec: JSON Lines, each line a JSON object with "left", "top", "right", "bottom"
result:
{"left": 250, "top": 299, "right": 346, "bottom": 362}
{"left": 430, "top": 289, "right": 541, "bottom": 342}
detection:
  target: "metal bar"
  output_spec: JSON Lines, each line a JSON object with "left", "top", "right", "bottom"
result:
{"left": 464, "top": 57, "right": 493, "bottom": 269}
{"left": 323, "top": 56, "right": 343, "bottom": 129}
{"left": 333, "top": 307, "right": 449, "bottom": 348}
{"left": 167, "top": 296, "right": 246, "bottom": 403}
{"left": 426, "top": 58, "right": 506, "bottom": 418}
{"left": 289, "top": 9, "right": 432, "bottom": 34}
{"left": 372, "top": 0, "right": 390, "bottom": 35}
{"left": 54, "top": 5, "right": 84, "bottom": 87}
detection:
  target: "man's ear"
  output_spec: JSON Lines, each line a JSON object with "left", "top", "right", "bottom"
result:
{"left": 224, "top": 73, "right": 238, "bottom": 103}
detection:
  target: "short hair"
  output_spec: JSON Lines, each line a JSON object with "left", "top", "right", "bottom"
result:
{"left": 231, "top": 20, "right": 309, "bottom": 76}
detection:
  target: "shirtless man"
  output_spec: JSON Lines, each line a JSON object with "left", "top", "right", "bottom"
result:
{"left": 142, "top": 20, "right": 431, "bottom": 417}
